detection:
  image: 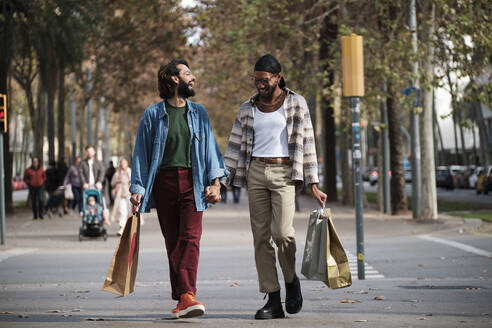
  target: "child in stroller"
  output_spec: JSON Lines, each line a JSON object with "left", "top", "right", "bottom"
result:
{"left": 79, "top": 189, "right": 108, "bottom": 241}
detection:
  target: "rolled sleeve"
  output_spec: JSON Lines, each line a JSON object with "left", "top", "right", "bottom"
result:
{"left": 208, "top": 168, "right": 229, "bottom": 185}
{"left": 129, "top": 183, "right": 146, "bottom": 196}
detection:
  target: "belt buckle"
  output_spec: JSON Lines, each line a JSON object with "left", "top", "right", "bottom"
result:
{"left": 275, "top": 158, "right": 281, "bottom": 164}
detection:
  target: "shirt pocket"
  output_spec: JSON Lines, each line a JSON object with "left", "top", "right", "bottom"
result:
{"left": 152, "top": 137, "right": 161, "bottom": 160}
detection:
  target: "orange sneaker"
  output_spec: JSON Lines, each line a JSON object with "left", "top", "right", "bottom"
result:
{"left": 170, "top": 292, "right": 205, "bottom": 319}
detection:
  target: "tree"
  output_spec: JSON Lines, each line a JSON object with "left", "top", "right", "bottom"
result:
{"left": 419, "top": 0, "right": 437, "bottom": 220}
{"left": 319, "top": 3, "right": 339, "bottom": 202}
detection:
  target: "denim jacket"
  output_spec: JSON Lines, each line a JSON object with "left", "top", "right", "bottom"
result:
{"left": 130, "top": 100, "right": 228, "bottom": 212}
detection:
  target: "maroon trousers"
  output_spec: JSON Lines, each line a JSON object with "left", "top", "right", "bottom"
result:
{"left": 153, "top": 168, "right": 203, "bottom": 300}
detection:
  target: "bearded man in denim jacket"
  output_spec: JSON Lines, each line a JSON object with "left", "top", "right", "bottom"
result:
{"left": 130, "top": 59, "right": 228, "bottom": 319}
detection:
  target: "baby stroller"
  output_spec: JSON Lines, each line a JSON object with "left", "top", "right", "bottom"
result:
{"left": 79, "top": 189, "right": 108, "bottom": 241}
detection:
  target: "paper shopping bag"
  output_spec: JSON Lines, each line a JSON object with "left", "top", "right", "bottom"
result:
{"left": 325, "top": 209, "right": 352, "bottom": 289}
{"left": 102, "top": 213, "right": 140, "bottom": 296}
{"left": 301, "top": 208, "right": 352, "bottom": 289}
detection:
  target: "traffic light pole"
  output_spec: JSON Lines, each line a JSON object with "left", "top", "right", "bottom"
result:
{"left": 0, "top": 133, "right": 6, "bottom": 245}
{"left": 351, "top": 97, "right": 365, "bottom": 279}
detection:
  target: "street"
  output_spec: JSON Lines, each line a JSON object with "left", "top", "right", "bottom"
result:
{"left": 1, "top": 192, "right": 491, "bottom": 327}
{"left": 363, "top": 182, "right": 492, "bottom": 206}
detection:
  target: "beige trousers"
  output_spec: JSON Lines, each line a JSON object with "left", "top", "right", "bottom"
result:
{"left": 247, "top": 160, "right": 297, "bottom": 293}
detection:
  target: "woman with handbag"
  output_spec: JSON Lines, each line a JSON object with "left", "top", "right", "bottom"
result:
{"left": 64, "top": 156, "right": 82, "bottom": 216}
{"left": 110, "top": 158, "right": 132, "bottom": 235}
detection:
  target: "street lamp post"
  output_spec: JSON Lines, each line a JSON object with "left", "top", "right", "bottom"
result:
{"left": 342, "top": 34, "right": 365, "bottom": 279}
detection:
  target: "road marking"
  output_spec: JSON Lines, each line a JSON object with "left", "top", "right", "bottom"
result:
{"left": 417, "top": 235, "right": 492, "bottom": 257}
{"left": 0, "top": 248, "right": 38, "bottom": 263}
{"left": 346, "top": 251, "right": 385, "bottom": 279}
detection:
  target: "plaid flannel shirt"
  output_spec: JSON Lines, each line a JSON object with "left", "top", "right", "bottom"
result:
{"left": 224, "top": 88, "right": 319, "bottom": 187}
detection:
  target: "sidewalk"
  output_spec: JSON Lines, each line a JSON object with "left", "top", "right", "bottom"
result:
{"left": 1, "top": 190, "right": 469, "bottom": 251}
{"left": 1, "top": 191, "right": 491, "bottom": 327}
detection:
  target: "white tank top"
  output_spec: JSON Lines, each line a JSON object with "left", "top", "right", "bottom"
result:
{"left": 252, "top": 105, "right": 290, "bottom": 157}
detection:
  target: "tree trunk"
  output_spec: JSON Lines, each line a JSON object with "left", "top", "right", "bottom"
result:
{"left": 35, "top": 86, "right": 47, "bottom": 163}
{"left": 387, "top": 82, "right": 408, "bottom": 214}
{"left": 57, "top": 58, "right": 65, "bottom": 162}
{"left": 476, "top": 102, "right": 491, "bottom": 166}
{"left": 432, "top": 90, "right": 445, "bottom": 165}
{"left": 319, "top": 7, "right": 338, "bottom": 202}
{"left": 419, "top": 1, "right": 438, "bottom": 220}
{"left": 47, "top": 87, "right": 55, "bottom": 163}
{"left": 452, "top": 108, "right": 460, "bottom": 164}
{"left": 79, "top": 102, "right": 85, "bottom": 157}
{"left": 94, "top": 100, "right": 100, "bottom": 152}
{"left": 341, "top": 99, "right": 353, "bottom": 205}
{"left": 457, "top": 108, "right": 469, "bottom": 166}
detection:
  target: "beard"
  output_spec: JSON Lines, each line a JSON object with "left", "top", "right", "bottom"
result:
{"left": 177, "top": 78, "right": 195, "bottom": 98}
{"left": 257, "top": 82, "right": 279, "bottom": 101}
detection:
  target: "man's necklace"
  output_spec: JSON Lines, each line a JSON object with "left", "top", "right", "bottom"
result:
{"left": 256, "top": 90, "right": 286, "bottom": 113}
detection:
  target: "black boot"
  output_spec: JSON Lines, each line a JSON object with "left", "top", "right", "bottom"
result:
{"left": 254, "top": 291, "right": 285, "bottom": 320}
{"left": 285, "top": 274, "right": 302, "bottom": 314}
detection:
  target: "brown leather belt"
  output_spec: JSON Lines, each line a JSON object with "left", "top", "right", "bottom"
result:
{"left": 252, "top": 156, "right": 293, "bottom": 165}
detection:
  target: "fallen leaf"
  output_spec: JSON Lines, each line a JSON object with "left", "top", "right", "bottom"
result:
{"left": 340, "top": 299, "right": 361, "bottom": 304}
{"left": 354, "top": 319, "right": 368, "bottom": 323}
{"left": 424, "top": 313, "right": 433, "bottom": 316}
{"left": 71, "top": 309, "right": 83, "bottom": 312}
{"left": 416, "top": 317, "right": 428, "bottom": 320}
{"left": 46, "top": 310, "right": 65, "bottom": 313}
{"left": 16, "top": 314, "right": 28, "bottom": 318}
{"left": 417, "top": 264, "right": 427, "bottom": 267}
{"left": 374, "top": 296, "right": 386, "bottom": 301}
{"left": 86, "top": 318, "right": 104, "bottom": 321}
{"left": 72, "top": 290, "right": 90, "bottom": 293}
{"left": 152, "top": 294, "right": 160, "bottom": 297}
{"left": 230, "top": 282, "right": 240, "bottom": 287}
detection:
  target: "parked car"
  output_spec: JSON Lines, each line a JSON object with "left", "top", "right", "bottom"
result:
{"left": 436, "top": 166, "right": 456, "bottom": 190}
{"left": 11, "top": 176, "right": 27, "bottom": 190}
{"left": 450, "top": 165, "right": 468, "bottom": 188}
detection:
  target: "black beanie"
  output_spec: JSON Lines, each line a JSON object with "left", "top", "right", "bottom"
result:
{"left": 254, "top": 54, "right": 286, "bottom": 88}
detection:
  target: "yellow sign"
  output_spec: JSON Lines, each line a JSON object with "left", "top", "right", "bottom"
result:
{"left": 341, "top": 34, "right": 365, "bottom": 97}
{"left": 358, "top": 253, "right": 364, "bottom": 260}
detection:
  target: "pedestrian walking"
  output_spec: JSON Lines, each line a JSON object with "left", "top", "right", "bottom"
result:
{"left": 44, "top": 161, "right": 59, "bottom": 193}
{"left": 232, "top": 185, "right": 241, "bottom": 204}
{"left": 79, "top": 146, "right": 105, "bottom": 191}
{"left": 64, "top": 156, "right": 82, "bottom": 215}
{"left": 58, "top": 156, "right": 70, "bottom": 213}
{"left": 110, "top": 158, "right": 132, "bottom": 236}
{"left": 224, "top": 54, "right": 327, "bottom": 320}
{"left": 105, "top": 161, "right": 116, "bottom": 206}
{"left": 23, "top": 156, "right": 46, "bottom": 220}
{"left": 130, "top": 59, "right": 227, "bottom": 319}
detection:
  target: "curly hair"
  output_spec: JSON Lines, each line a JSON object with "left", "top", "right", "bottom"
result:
{"left": 157, "top": 59, "right": 189, "bottom": 99}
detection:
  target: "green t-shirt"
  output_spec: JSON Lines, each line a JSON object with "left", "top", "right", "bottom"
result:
{"left": 160, "top": 101, "right": 192, "bottom": 169}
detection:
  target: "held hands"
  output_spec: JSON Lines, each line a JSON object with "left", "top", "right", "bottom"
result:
{"left": 130, "top": 193, "right": 143, "bottom": 213}
{"left": 95, "top": 182, "right": 103, "bottom": 190}
{"left": 311, "top": 184, "right": 327, "bottom": 208}
{"left": 205, "top": 179, "right": 221, "bottom": 204}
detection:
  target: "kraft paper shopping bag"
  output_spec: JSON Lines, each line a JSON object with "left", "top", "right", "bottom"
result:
{"left": 301, "top": 208, "right": 352, "bottom": 289}
{"left": 102, "top": 213, "right": 140, "bottom": 296}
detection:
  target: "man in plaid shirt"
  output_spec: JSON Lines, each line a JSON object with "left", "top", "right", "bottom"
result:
{"left": 225, "top": 54, "right": 327, "bottom": 320}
